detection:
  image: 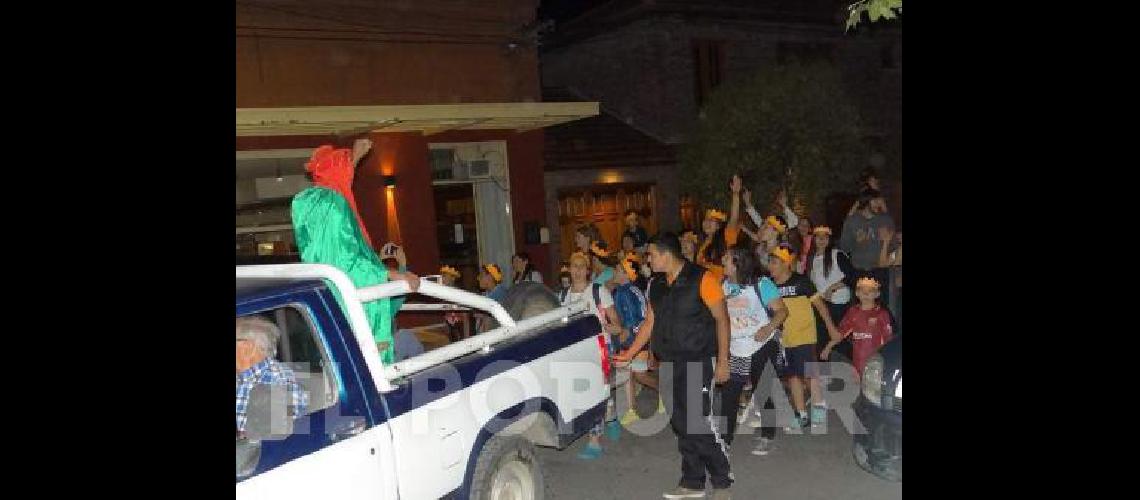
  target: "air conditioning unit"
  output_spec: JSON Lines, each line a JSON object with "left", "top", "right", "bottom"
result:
{"left": 466, "top": 159, "right": 492, "bottom": 178}
{"left": 429, "top": 142, "right": 506, "bottom": 181}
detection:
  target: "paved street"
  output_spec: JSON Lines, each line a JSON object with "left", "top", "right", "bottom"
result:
{"left": 538, "top": 390, "right": 901, "bottom": 500}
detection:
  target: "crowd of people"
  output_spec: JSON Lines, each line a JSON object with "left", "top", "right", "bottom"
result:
{"left": 238, "top": 138, "right": 901, "bottom": 499}
{"left": 531, "top": 172, "right": 901, "bottom": 499}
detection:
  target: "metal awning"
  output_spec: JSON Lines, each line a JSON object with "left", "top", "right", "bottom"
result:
{"left": 236, "top": 102, "right": 599, "bottom": 137}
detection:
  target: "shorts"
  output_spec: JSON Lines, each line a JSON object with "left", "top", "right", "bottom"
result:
{"left": 783, "top": 344, "right": 819, "bottom": 378}
{"left": 728, "top": 355, "right": 752, "bottom": 382}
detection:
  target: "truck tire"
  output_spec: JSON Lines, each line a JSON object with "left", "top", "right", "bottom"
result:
{"left": 469, "top": 435, "right": 545, "bottom": 500}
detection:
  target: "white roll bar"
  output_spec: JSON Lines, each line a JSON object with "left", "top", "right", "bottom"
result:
{"left": 358, "top": 279, "right": 515, "bottom": 328}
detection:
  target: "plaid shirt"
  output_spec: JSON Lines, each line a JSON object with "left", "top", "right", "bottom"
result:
{"left": 236, "top": 358, "right": 309, "bottom": 433}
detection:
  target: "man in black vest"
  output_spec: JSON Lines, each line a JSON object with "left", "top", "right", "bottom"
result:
{"left": 616, "top": 232, "right": 733, "bottom": 499}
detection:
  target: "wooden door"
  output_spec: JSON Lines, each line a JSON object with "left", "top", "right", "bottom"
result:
{"left": 557, "top": 183, "right": 657, "bottom": 261}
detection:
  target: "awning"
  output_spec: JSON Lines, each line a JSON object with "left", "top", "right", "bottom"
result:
{"left": 237, "top": 102, "right": 599, "bottom": 137}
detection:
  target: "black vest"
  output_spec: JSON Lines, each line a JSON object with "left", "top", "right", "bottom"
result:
{"left": 648, "top": 261, "right": 717, "bottom": 361}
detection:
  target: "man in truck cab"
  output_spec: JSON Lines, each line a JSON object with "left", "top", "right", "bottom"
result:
{"left": 236, "top": 316, "right": 308, "bottom": 436}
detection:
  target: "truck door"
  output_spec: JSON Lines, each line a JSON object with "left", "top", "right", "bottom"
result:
{"left": 236, "top": 289, "right": 397, "bottom": 500}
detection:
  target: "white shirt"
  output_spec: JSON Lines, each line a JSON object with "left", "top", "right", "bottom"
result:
{"left": 810, "top": 250, "right": 851, "bottom": 305}
{"left": 724, "top": 281, "right": 775, "bottom": 357}
{"left": 562, "top": 283, "right": 614, "bottom": 326}
{"left": 514, "top": 270, "right": 543, "bottom": 285}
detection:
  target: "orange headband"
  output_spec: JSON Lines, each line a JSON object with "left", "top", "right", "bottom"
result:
{"left": 706, "top": 209, "right": 727, "bottom": 222}
{"left": 813, "top": 226, "right": 832, "bottom": 236}
{"left": 482, "top": 264, "right": 502, "bottom": 283}
{"left": 765, "top": 216, "right": 788, "bottom": 234}
{"left": 621, "top": 252, "right": 641, "bottom": 280}
{"left": 590, "top": 241, "right": 610, "bottom": 257}
{"left": 770, "top": 246, "right": 794, "bottom": 264}
{"left": 440, "top": 265, "right": 461, "bottom": 279}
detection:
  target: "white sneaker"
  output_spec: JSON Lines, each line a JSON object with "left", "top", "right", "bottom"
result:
{"left": 747, "top": 409, "right": 765, "bottom": 428}
{"left": 751, "top": 437, "right": 772, "bottom": 456}
{"left": 663, "top": 486, "right": 706, "bottom": 498}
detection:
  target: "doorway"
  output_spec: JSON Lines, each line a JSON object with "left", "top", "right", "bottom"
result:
{"left": 556, "top": 183, "right": 657, "bottom": 260}
{"left": 429, "top": 141, "right": 515, "bottom": 289}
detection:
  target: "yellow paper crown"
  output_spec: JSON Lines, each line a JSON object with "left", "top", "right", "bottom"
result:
{"left": 621, "top": 258, "right": 639, "bottom": 280}
{"left": 706, "top": 209, "right": 727, "bottom": 222}
{"left": 482, "top": 263, "right": 503, "bottom": 283}
{"left": 765, "top": 215, "right": 788, "bottom": 234}
{"left": 770, "top": 246, "right": 794, "bottom": 264}
{"left": 624, "top": 251, "right": 641, "bottom": 263}
{"left": 440, "top": 265, "right": 461, "bottom": 279}
{"left": 813, "top": 226, "right": 832, "bottom": 236}
{"left": 857, "top": 276, "right": 881, "bottom": 289}
{"left": 590, "top": 241, "right": 611, "bottom": 257}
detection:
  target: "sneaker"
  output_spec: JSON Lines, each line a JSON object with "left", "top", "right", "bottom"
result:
{"left": 711, "top": 489, "right": 732, "bottom": 500}
{"left": 663, "top": 486, "right": 706, "bottom": 498}
{"left": 751, "top": 437, "right": 772, "bottom": 456}
{"left": 810, "top": 404, "right": 827, "bottom": 427}
{"left": 620, "top": 408, "right": 640, "bottom": 427}
{"left": 577, "top": 442, "right": 603, "bottom": 460}
{"left": 605, "top": 419, "right": 622, "bottom": 441}
{"left": 747, "top": 411, "right": 763, "bottom": 428}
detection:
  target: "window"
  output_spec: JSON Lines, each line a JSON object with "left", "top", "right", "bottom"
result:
{"left": 242, "top": 305, "right": 338, "bottom": 416}
{"left": 693, "top": 39, "right": 726, "bottom": 106}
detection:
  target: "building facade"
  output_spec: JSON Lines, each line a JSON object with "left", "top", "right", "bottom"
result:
{"left": 540, "top": 0, "right": 902, "bottom": 227}
{"left": 235, "top": 0, "right": 596, "bottom": 287}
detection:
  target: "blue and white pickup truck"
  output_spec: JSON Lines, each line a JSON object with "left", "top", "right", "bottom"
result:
{"left": 236, "top": 264, "right": 610, "bottom": 500}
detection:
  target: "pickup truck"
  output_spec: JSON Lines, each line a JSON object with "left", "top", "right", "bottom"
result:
{"left": 236, "top": 264, "right": 611, "bottom": 500}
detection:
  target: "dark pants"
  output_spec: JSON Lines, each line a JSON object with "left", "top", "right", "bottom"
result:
{"left": 720, "top": 341, "right": 781, "bottom": 445}
{"left": 660, "top": 357, "right": 733, "bottom": 490}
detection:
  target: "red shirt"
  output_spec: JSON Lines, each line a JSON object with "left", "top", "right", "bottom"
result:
{"left": 838, "top": 305, "right": 894, "bottom": 378}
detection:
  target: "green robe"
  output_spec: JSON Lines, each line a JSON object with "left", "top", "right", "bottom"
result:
{"left": 291, "top": 186, "right": 403, "bottom": 363}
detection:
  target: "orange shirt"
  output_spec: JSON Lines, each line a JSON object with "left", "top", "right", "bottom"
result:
{"left": 698, "top": 270, "right": 725, "bottom": 309}
{"left": 663, "top": 266, "right": 725, "bottom": 309}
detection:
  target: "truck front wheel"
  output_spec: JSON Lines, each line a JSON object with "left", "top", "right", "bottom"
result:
{"left": 469, "top": 435, "right": 545, "bottom": 500}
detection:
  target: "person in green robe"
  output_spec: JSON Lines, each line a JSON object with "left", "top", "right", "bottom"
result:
{"left": 290, "top": 138, "right": 420, "bottom": 363}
